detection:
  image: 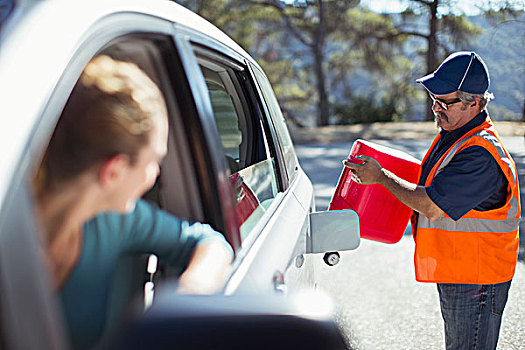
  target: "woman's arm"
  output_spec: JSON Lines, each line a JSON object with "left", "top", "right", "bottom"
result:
{"left": 121, "top": 200, "right": 233, "bottom": 293}
{"left": 176, "top": 239, "right": 233, "bottom": 294}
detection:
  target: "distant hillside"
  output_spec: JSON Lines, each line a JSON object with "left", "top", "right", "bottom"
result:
{"left": 469, "top": 14, "right": 525, "bottom": 120}
{"left": 328, "top": 13, "right": 524, "bottom": 122}
{"left": 399, "top": 13, "right": 525, "bottom": 120}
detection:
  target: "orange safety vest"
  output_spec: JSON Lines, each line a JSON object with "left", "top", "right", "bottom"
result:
{"left": 411, "top": 116, "right": 520, "bottom": 284}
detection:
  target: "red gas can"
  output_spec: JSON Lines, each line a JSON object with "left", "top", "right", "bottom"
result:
{"left": 329, "top": 139, "right": 421, "bottom": 244}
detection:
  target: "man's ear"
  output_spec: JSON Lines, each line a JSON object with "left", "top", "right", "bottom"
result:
{"left": 99, "top": 154, "right": 130, "bottom": 188}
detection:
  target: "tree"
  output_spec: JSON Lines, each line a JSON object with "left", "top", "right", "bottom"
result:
{"left": 329, "top": 7, "right": 415, "bottom": 122}
{"left": 173, "top": 0, "right": 260, "bottom": 50}
{"left": 246, "top": 0, "right": 360, "bottom": 126}
{"left": 522, "top": 98, "right": 525, "bottom": 122}
{"left": 248, "top": 1, "right": 413, "bottom": 126}
{"left": 174, "top": 0, "right": 311, "bottom": 125}
{"left": 174, "top": 0, "right": 415, "bottom": 126}
{"left": 395, "top": 0, "right": 522, "bottom": 120}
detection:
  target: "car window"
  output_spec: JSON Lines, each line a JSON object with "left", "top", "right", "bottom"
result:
{"left": 196, "top": 55, "right": 280, "bottom": 241}
{"left": 251, "top": 65, "right": 298, "bottom": 183}
{"left": 29, "top": 34, "right": 214, "bottom": 348}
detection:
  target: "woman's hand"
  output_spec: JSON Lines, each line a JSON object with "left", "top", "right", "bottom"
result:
{"left": 177, "top": 241, "right": 233, "bottom": 295}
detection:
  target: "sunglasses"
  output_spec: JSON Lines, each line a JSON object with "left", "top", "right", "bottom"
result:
{"left": 428, "top": 93, "right": 462, "bottom": 110}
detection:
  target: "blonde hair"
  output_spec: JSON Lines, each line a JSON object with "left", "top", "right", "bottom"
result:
{"left": 37, "top": 55, "right": 167, "bottom": 192}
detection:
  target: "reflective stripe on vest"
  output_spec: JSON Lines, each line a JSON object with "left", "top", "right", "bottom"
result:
{"left": 436, "top": 129, "right": 518, "bottom": 185}
{"left": 414, "top": 117, "right": 520, "bottom": 284}
{"left": 418, "top": 196, "right": 520, "bottom": 233}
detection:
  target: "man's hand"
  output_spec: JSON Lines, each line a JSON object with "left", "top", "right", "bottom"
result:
{"left": 343, "top": 155, "right": 384, "bottom": 185}
{"left": 343, "top": 154, "right": 444, "bottom": 220}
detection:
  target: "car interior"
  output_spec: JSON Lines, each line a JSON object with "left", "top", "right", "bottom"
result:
{"left": 102, "top": 36, "right": 204, "bottom": 222}
{"left": 29, "top": 32, "right": 284, "bottom": 347}
{"left": 28, "top": 35, "right": 212, "bottom": 347}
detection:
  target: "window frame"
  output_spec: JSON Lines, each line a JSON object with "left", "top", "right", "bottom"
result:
{"left": 196, "top": 57, "right": 268, "bottom": 172}
{"left": 0, "top": 174, "right": 67, "bottom": 349}
{"left": 197, "top": 60, "right": 257, "bottom": 169}
{"left": 189, "top": 43, "right": 291, "bottom": 244}
{"left": 172, "top": 34, "right": 242, "bottom": 249}
{"left": 243, "top": 62, "right": 290, "bottom": 191}
{"left": 248, "top": 62, "right": 299, "bottom": 187}
{"left": 174, "top": 24, "right": 289, "bottom": 194}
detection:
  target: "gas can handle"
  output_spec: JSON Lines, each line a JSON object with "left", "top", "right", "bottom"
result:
{"left": 347, "top": 155, "right": 365, "bottom": 164}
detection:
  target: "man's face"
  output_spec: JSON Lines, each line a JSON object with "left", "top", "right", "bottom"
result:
{"left": 431, "top": 91, "right": 476, "bottom": 131}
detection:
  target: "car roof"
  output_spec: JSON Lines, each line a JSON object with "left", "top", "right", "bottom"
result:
{"left": 0, "top": 0, "right": 257, "bottom": 211}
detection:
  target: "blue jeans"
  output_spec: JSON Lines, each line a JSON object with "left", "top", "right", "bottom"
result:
{"left": 437, "top": 280, "right": 511, "bottom": 350}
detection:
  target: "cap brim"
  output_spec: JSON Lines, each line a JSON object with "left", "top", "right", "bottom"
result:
{"left": 416, "top": 73, "right": 457, "bottom": 95}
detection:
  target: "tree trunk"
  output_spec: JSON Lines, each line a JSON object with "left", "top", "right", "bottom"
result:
{"left": 314, "top": 49, "right": 329, "bottom": 126}
{"left": 522, "top": 98, "right": 525, "bottom": 122}
{"left": 314, "top": 0, "right": 329, "bottom": 126}
{"left": 425, "top": 0, "right": 439, "bottom": 121}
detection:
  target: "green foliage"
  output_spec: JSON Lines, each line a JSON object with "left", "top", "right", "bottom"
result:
{"left": 396, "top": 0, "right": 523, "bottom": 120}
{"left": 399, "top": 0, "right": 484, "bottom": 64}
{"left": 336, "top": 7, "right": 406, "bottom": 72}
{"left": 440, "top": 15, "right": 483, "bottom": 47}
{"left": 173, "top": 0, "right": 278, "bottom": 51}
{"left": 484, "top": 1, "right": 524, "bottom": 24}
{"left": 333, "top": 93, "right": 397, "bottom": 125}
{"left": 256, "top": 57, "right": 312, "bottom": 113}
{"left": 376, "top": 56, "right": 419, "bottom": 116}
{"left": 173, "top": 0, "right": 523, "bottom": 124}
{"left": 276, "top": 0, "right": 360, "bottom": 39}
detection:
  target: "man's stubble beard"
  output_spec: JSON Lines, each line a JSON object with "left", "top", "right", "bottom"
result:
{"left": 434, "top": 111, "right": 448, "bottom": 128}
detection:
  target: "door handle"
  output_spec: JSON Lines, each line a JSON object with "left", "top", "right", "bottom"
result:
{"left": 273, "top": 271, "right": 287, "bottom": 294}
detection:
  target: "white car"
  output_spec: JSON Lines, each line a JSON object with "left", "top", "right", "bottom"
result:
{"left": 0, "top": 0, "right": 360, "bottom": 348}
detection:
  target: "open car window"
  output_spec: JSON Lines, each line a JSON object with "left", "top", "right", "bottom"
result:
{"left": 22, "top": 33, "right": 214, "bottom": 349}
{"left": 196, "top": 54, "right": 281, "bottom": 242}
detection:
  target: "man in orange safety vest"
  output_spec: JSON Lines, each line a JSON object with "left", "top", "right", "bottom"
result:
{"left": 344, "top": 51, "right": 520, "bottom": 350}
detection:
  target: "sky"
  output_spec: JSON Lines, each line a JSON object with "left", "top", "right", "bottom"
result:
{"left": 281, "top": 0, "right": 525, "bottom": 16}
{"left": 360, "top": 0, "right": 408, "bottom": 14}
{"left": 360, "top": 0, "right": 525, "bottom": 16}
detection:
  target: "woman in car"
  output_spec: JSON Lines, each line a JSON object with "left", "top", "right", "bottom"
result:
{"left": 34, "top": 55, "right": 233, "bottom": 349}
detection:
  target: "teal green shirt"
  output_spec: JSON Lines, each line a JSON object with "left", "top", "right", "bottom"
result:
{"left": 59, "top": 199, "right": 230, "bottom": 349}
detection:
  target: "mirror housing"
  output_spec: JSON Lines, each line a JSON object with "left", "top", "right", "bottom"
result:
{"left": 307, "top": 210, "right": 360, "bottom": 254}
{"left": 116, "top": 287, "right": 348, "bottom": 349}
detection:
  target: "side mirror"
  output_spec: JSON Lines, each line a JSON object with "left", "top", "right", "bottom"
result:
{"left": 116, "top": 287, "right": 349, "bottom": 350}
{"left": 307, "top": 210, "right": 360, "bottom": 254}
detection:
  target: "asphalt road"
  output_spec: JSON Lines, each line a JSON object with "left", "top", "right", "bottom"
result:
{"left": 296, "top": 137, "right": 525, "bottom": 350}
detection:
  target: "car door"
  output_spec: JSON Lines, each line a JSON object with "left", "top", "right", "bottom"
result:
{"left": 169, "top": 30, "right": 315, "bottom": 295}
{"left": 0, "top": 6, "right": 231, "bottom": 347}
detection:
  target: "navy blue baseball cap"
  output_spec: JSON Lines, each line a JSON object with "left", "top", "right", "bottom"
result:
{"left": 416, "top": 51, "right": 490, "bottom": 95}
